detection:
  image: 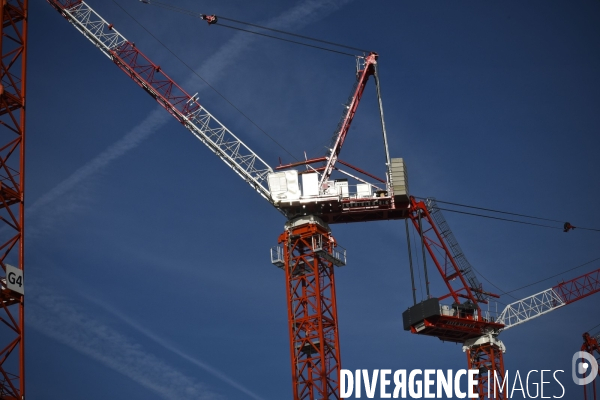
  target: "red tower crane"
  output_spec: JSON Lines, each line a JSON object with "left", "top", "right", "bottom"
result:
{"left": 0, "top": 1, "right": 28, "bottom": 398}
{"left": 581, "top": 329, "right": 599, "bottom": 400}
{"left": 403, "top": 196, "right": 600, "bottom": 399}
{"left": 46, "top": 1, "right": 410, "bottom": 398}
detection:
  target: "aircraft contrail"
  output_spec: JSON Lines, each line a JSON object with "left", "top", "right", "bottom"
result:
{"left": 81, "top": 293, "right": 268, "bottom": 400}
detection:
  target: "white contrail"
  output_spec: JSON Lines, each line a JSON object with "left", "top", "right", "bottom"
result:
{"left": 28, "top": 285, "right": 222, "bottom": 400}
{"left": 82, "top": 293, "right": 268, "bottom": 400}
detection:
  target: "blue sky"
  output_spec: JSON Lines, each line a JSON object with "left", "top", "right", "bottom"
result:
{"left": 25, "top": 0, "right": 600, "bottom": 398}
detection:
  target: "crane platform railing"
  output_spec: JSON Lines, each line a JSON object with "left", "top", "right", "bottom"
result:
{"left": 270, "top": 234, "right": 346, "bottom": 269}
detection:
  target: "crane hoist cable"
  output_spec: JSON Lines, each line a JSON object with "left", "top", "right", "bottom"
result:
{"left": 501, "top": 256, "right": 600, "bottom": 295}
{"left": 139, "top": 0, "right": 370, "bottom": 56}
{"left": 434, "top": 199, "right": 564, "bottom": 223}
{"left": 112, "top": 0, "right": 300, "bottom": 162}
{"left": 415, "top": 197, "right": 600, "bottom": 232}
{"left": 587, "top": 322, "right": 600, "bottom": 334}
{"left": 436, "top": 207, "right": 563, "bottom": 230}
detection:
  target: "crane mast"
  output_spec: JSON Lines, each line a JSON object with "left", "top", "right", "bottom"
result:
{"left": 0, "top": 1, "right": 28, "bottom": 398}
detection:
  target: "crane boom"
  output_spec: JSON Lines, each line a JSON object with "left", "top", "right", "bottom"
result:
{"left": 47, "top": 0, "right": 275, "bottom": 203}
{"left": 496, "top": 267, "right": 600, "bottom": 330}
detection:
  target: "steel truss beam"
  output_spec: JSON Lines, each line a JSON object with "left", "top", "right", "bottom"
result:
{"left": 279, "top": 218, "right": 342, "bottom": 400}
{"left": 47, "top": 0, "right": 275, "bottom": 203}
{"left": 495, "top": 288, "right": 565, "bottom": 330}
{"left": 497, "top": 267, "right": 600, "bottom": 331}
{"left": 0, "top": 0, "right": 27, "bottom": 398}
{"left": 554, "top": 268, "right": 600, "bottom": 304}
{"left": 582, "top": 331, "right": 599, "bottom": 400}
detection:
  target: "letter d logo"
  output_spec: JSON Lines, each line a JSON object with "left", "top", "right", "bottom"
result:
{"left": 572, "top": 351, "right": 598, "bottom": 385}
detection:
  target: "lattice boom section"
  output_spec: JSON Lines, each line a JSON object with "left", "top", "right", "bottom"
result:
{"left": 553, "top": 268, "right": 600, "bottom": 304}
{"left": 56, "top": 2, "right": 127, "bottom": 58}
{"left": 184, "top": 106, "right": 273, "bottom": 191}
{"left": 496, "top": 288, "right": 565, "bottom": 330}
{"left": 49, "top": 0, "right": 274, "bottom": 201}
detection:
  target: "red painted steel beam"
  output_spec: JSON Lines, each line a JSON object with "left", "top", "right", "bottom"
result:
{"left": 553, "top": 267, "right": 600, "bottom": 304}
{"left": 336, "top": 159, "right": 385, "bottom": 183}
{"left": 276, "top": 157, "right": 327, "bottom": 170}
{"left": 0, "top": 0, "right": 28, "bottom": 398}
{"left": 47, "top": 0, "right": 201, "bottom": 131}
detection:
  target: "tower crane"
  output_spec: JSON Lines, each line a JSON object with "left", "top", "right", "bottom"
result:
{"left": 46, "top": 1, "right": 410, "bottom": 399}
{"left": 581, "top": 328, "right": 599, "bottom": 400}
{"left": 44, "top": 2, "right": 597, "bottom": 399}
{"left": 403, "top": 197, "right": 600, "bottom": 399}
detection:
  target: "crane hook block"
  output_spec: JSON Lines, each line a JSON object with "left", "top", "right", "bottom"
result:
{"left": 201, "top": 14, "right": 218, "bottom": 25}
{"left": 564, "top": 222, "right": 576, "bottom": 232}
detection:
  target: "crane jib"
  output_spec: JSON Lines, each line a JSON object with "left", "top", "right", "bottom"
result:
{"left": 48, "top": 0, "right": 275, "bottom": 204}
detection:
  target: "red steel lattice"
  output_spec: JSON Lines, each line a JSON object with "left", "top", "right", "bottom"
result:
{"left": 279, "top": 221, "right": 341, "bottom": 400}
{"left": 466, "top": 342, "right": 506, "bottom": 400}
{"left": 554, "top": 269, "right": 600, "bottom": 304}
{"left": 0, "top": 0, "right": 28, "bottom": 398}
